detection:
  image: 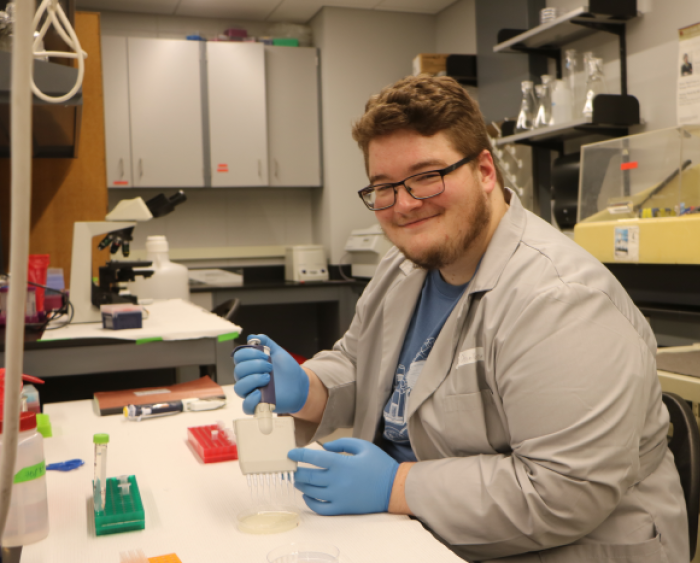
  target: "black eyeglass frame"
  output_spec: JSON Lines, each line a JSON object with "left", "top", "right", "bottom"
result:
{"left": 358, "top": 155, "right": 475, "bottom": 211}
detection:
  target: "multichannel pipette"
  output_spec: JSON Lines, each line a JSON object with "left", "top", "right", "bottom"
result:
{"left": 233, "top": 339, "right": 297, "bottom": 502}
{"left": 93, "top": 433, "right": 109, "bottom": 513}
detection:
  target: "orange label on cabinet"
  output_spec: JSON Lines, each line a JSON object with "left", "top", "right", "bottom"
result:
{"left": 620, "top": 161, "right": 638, "bottom": 171}
{"left": 113, "top": 180, "right": 129, "bottom": 185}
{"left": 217, "top": 164, "right": 229, "bottom": 173}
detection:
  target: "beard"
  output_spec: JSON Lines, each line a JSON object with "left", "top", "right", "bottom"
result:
{"left": 392, "top": 188, "right": 491, "bottom": 271}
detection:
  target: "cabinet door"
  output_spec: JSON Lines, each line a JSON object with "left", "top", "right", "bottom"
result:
{"left": 127, "top": 38, "right": 204, "bottom": 188}
{"left": 265, "top": 46, "right": 321, "bottom": 187}
{"left": 206, "top": 42, "right": 268, "bottom": 187}
{"left": 102, "top": 36, "right": 132, "bottom": 188}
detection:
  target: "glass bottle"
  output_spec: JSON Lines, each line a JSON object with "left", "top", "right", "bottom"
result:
{"left": 564, "top": 49, "right": 577, "bottom": 100}
{"left": 515, "top": 80, "right": 537, "bottom": 132}
{"left": 582, "top": 57, "right": 607, "bottom": 118}
{"left": 534, "top": 75, "right": 554, "bottom": 128}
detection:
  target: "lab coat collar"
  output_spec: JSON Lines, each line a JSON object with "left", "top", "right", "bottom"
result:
{"left": 467, "top": 187, "right": 526, "bottom": 296}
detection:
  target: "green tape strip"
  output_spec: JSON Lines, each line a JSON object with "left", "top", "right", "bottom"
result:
{"left": 136, "top": 337, "right": 163, "bottom": 345}
{"left": 217, "top": 332, "right": 239, "bottom": 343}
{"left": 14, "top": 460, "right": 46, "bottom": 484}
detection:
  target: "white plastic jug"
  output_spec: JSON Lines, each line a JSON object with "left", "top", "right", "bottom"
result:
{"left": 0, "top": 412, "right": 49, "bottom": 546}
{"left": 129, "top": 235, "right": 190, "bottom": 301}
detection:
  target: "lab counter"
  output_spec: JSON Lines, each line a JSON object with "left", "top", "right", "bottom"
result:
{"left": 0, "top": 299, "right": 241, "bottom": 385}
{"left": 658, "top": 344, "right": 700, "bottom": 407}
{"left": 21, "top": 386, "right": 465, "bottom": 563}
{"left": 658, "top": 370, "right": 700, "bottom": 404}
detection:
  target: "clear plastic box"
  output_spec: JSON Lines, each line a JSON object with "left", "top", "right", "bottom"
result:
{"left": 575, "top": 126, "right": 700, "bottom": 264}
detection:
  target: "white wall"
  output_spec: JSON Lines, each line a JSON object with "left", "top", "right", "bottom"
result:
{"left": 108, "top": 188, "right": 314, "bottom": 265}
{"left": 435, "top": 0, "right": 477, "bottom": 55}
{"left": 310, "top": 7, "right": 437, "bottom": 264}
{"left": 546, "top": 0, "right": 700, "bottom": 132}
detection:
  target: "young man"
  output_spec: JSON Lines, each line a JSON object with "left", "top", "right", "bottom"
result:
{"left": 233, "top": 76, "right": 688, "bottom": 562}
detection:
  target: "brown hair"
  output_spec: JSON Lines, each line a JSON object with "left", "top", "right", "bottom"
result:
{"left": 352, "top": 75, "right": 504, "bottom": 190}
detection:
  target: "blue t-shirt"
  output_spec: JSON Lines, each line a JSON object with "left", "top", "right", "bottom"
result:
{"left": 382, "top": 269, "right": 470, "bottom": 462}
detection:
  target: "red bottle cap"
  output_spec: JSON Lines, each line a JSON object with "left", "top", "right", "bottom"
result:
{"left": 0, "top": 412, "right": 37, "bottom": 434}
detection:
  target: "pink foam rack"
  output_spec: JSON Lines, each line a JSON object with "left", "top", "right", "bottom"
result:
{"left": 187, "top": 424, "right": 238, "bottom": 463}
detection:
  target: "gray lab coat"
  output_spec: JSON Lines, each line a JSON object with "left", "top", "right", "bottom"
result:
{"left": 299, "top": 191, "right": 688, "bottom": 563}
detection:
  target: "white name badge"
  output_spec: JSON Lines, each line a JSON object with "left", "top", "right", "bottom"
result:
{"left": 457, "top": 347, "right": 484, "bottom": 367}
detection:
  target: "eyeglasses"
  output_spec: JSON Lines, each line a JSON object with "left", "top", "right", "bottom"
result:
{"left": 358, "top": 156, "right": 475, "bottom": 211}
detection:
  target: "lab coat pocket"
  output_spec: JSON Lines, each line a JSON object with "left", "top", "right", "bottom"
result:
{"left": 449, "top": 358, "right": 488, "bottom": 395}
{"left": 441, "top": 390, "right": 495, "bottom": 454}
{"left": 444, "top": 390, "right": 490, "bottom": 413}
{"left": 537, "top": 534, "right": 668, "bottom": 563}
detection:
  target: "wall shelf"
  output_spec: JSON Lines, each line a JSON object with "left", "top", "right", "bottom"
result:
{"left": 493, "top": 6, "right": 638, "bottom": 55}
{"left": 496, "top": 94, "right": 639, "bottom": 151}
{"left": 493, "top": 1, "right": 639, "bottom": 94}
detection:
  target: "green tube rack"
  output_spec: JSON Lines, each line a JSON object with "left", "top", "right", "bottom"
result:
{"left": 94, "top": 475, "right": 145, "bottom": 536}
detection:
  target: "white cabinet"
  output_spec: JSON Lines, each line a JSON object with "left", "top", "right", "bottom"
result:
{"left": 265, "top": 46, "right": 321, "bottom": 187}
{"left": 101, "top": 37, "right": 322, "bottom": 189}
{"left": 127, "top": 38, "right": 204, "bottom": 188}
{"left": 206, "top": 42, "right": 268, "bottom": 187}
{"left": 101, "top": 36, "right": 132, "bottom": 188}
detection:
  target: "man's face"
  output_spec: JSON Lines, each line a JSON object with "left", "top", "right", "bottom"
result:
{"left": 367, "top": 129, "right": 490, "bottom": 271}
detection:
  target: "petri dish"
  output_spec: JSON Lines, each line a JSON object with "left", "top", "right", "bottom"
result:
{"left": 267, "top": 542, "right": 339, "bottom": 563}
{"left": 236, "top": 505, "right": 300, "bottom": 535}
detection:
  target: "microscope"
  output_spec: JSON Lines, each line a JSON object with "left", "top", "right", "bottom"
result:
{"left": 70, "top": 191, "right": 186, "bottom": 324}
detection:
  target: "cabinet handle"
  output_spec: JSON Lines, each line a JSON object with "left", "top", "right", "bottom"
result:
{"left": 274, "top": 159, "right": 279, "bottom": 179}
{"left": 118, "top": 158, "right": 124, "bottom": 179}
{"left": 139, "top": 158, "right": 143, "bottom": 179}
{"left": 258, "top": 159, "right": 262, "bottom": 178}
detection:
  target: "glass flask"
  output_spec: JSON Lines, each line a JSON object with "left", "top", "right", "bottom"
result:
{"left": 515, "top": 80, "right": 537, "bottom": 132}
{"left": 534, "top": 75, "right": 554, "bottom": 128}
{"left": 582, "top": 57, "right": 607, "bottom": 118}
{"left": 564, "top": 49, "right": 577, "bottom": 99}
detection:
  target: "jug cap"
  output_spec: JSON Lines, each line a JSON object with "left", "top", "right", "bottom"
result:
{"left": 0, "top": 368, "right": 44, "bottom": 419}
{"left": 0, "top": 412, "right": 37, "bottom": 434}
{"left": 145, "top": 235, "right": 169, "bottom": 253}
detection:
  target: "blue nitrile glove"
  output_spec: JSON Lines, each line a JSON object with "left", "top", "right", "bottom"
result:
{"left": 288, "top": 438, "right": 400, "bottom": 516}
{"left": 233, "top": 334, "right": 310, "bottom": 415}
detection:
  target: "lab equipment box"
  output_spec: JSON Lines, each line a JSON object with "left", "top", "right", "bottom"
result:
{"left": 344, "top": 225, "right": 393, "bottom": 278}
{"left": 412, "top": 53, "right": 448, "bottom": 76}
{"left": 285, "top": 245, "right": 328, "bottom": 282}
{"left": 574, "top": 126, "right": 700, "bottom": 264}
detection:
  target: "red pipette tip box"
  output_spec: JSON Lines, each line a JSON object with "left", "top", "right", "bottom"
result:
{"left": 187, "top": 424, "right": 238, "bottom": 463}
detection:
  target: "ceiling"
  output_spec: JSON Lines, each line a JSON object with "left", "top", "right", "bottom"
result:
{"left": 74, "top": 0, "right": 458, "bottom": 23}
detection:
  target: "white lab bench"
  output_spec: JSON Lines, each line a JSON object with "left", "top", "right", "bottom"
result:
{"left": 21, "top": 386, "right": 464, "bottom": 563}
{"left": 0, "top": 299, "right": 241, "bottom": 386}
{"left": 657, "top": 345, "right": 700, "bottom": 414}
